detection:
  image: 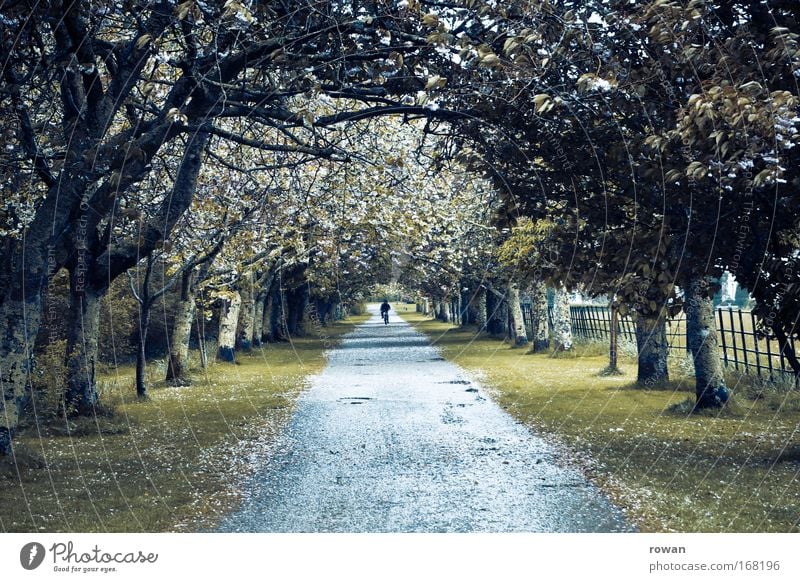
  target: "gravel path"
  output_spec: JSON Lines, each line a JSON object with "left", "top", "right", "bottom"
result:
{"left": 217, "top": 306, "right": 629, "bottom": 532}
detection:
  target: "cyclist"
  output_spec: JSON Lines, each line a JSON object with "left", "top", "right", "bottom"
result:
{"left": 380, "top": 299, "right": 390, "bottom": 324}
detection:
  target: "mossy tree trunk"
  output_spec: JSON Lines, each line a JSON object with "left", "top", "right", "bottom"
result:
{"left": 217, "top": 292, "right": 241, "bottom": 362}
{"left": 237, "top": 271, "right": 255, "bottom": 352}
{"left": 508, "top": 283, "right": 529, "bottom": 347}
{"left": 635, "top": 311, "right": 668, "bottom": 385}
{"left": 685, "top": 276, "right": 729, "bottom": 408}
{"left": 472, "top": 288, "right": 487, "bottom": 331}
{"left": 166, "top": 270, "right": 195, "bottom": 386}
{"left": 529, "top": 282, "right": 550, "bottom": 352}
{"left": 63, "top": 272, "right": 102, "bottom": 415}
{"left": 0, "top": 294, "right": 42, "bottom": 454}
{"left": 252, "top": 293, "right": 265, "bottom": 347}
{"left": 551, "top": 287, "right": 573, "bottom": 351}
{"left": 435, "top": 299, "right": 448, "bottom": 322}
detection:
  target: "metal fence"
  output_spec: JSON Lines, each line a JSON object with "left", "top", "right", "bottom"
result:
{"left": 520, "top": 303, "right": 554, "bottom": 335}
{"left": 565, "top": 304, "right": 798, "bottom": 379}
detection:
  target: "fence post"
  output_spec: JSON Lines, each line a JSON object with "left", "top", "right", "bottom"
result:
{"left": 727, "top": 308, "right": 739, "bottom": 370}
{"left": 765, "top": 326, "right": 775, "bottom": 380}
{"left": 718, "top": 308, "right": 728, "bottom": 368}
{"left": 609, "top": 304, "right": 618, "bottom": 371}
{"left": 750, "top": 311, "right": 762, "bottom": 378}
{"left": 738, "top": 308, "right": 750, "bottom": 372}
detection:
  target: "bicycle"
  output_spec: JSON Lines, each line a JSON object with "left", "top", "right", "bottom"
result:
{"left": 381, "top": 311, "right": 389, "bottom": 325}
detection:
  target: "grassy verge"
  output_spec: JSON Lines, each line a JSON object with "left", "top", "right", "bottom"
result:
{"left": 0, "top": 316, "right": 367, "bottom": 532}
{"left": 403, "top": 311, "right": 800, "bottom": 533}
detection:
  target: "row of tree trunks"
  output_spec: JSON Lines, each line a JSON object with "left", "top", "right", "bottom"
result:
{"left": 215, "top": 279, "right": 312, "bottom": 364}
{"left": 418, "top": 297, "right": 431, "bottom": 316}
{"left": 625, "top": 275, "right": 729, "bottom": 406}
{"left": 39, "top": 128, "right": 212, "bottom": 428}
{"left": 426, "top": 279, "right": 726, "bottom": 412}
{"left": 420, "top": 279, "right": 729, "bottom": 411}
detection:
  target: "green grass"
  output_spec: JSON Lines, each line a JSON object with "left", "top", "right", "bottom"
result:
{"left": 0, "top": 316, "right": 367, "bottom": 533}
{"left": 403, "top": 311, "right": 800, "bottom": 533}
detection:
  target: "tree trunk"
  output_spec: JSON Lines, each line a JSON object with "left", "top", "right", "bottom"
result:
{"left": 135, "top": 303, "right": 152, "bottom": 399}
{"left": 262, "top": 291, "right": 273, "bottom": 342}
{"left": 237, "top": 272, "right": 255, "bottom": 351}
{"left": 166, "top": 273, "right": 195, "bottom": 386}
{"left": 252, "top": 293, "right": 265, "bottom": 347}
{"left": 686, "top": 276, "right": 730, "bottom": 408}
{"left": 529, "top": 283, "right": 549, "bottom": 352}
{"left": 0, "top": 295, "right": 42, "bottom": 455}
{"left": 551, "top": 287, "right": 573, "bottom": 351}
{"left": 487, "top": 290, "right": 509, "bottom": 336}
{"left": 472, "top": 288, "right": 487, "bottom": 331}
{"left": 508, "top": 283, "right": 529, "bottom": 347}
{"left": 295, "top": 286, "right": 310, "bottom": 335}
{"left": 459, "top": 290, "right": 471, "bottom": 325}
{"left": 288, "top": 286, "right": 308, "bottom": 335}
{"left": 63, "top": 279, "right": 102, "bottom": 415}
{"left": 270, "top": 286, "right": 288, "bottom": 341}
{"left": 195, "top": 299, "right": 209, "bottom": 370}
{"left": 436, "top": 299, "right": 448, "bottom": 322}
{"left": 217, "top": 292, "right": 241, "bottom": 362}
{"left": 772, "top": 324, "right": 800, "bottom": 377}
{"left": 635, "top": 311, "right": 668, "bottom": 385}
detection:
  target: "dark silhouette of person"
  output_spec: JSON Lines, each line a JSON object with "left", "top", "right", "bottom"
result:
{"left": 380, "top": 299, "right": 390, "bottom": 323}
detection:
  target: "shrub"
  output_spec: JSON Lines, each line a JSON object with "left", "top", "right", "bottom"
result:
{"left": 548, "top": 338, "right": 608, "bottom": 359}
{"left": 348, "top": 302, "right": 367, "bottom": 316}
{"left": 729, "top": 370, "right": 800, "bottom": 412}
{"left": 99, "top": 277, "right": 138, "bottom": 363}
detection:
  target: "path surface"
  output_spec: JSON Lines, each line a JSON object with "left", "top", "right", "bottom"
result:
{"left": 217, "top": 307, "right": 629, "bottom": 532}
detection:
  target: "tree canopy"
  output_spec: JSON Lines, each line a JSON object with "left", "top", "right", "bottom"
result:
{"left": 1, "top": 0, "right": 799, "bottom": 454}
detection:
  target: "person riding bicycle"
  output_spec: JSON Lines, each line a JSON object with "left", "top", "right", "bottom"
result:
{"left": 380, "top": 299, "right": 390, "bottom": 324}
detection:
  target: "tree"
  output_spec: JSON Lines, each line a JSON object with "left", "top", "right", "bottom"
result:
{"left": 0, "top": 0, "right": 492, "bottom": 453}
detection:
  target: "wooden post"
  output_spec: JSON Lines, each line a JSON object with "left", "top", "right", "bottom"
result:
{"left": 609, "top": 303, "right": 619, "bottom": 371}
